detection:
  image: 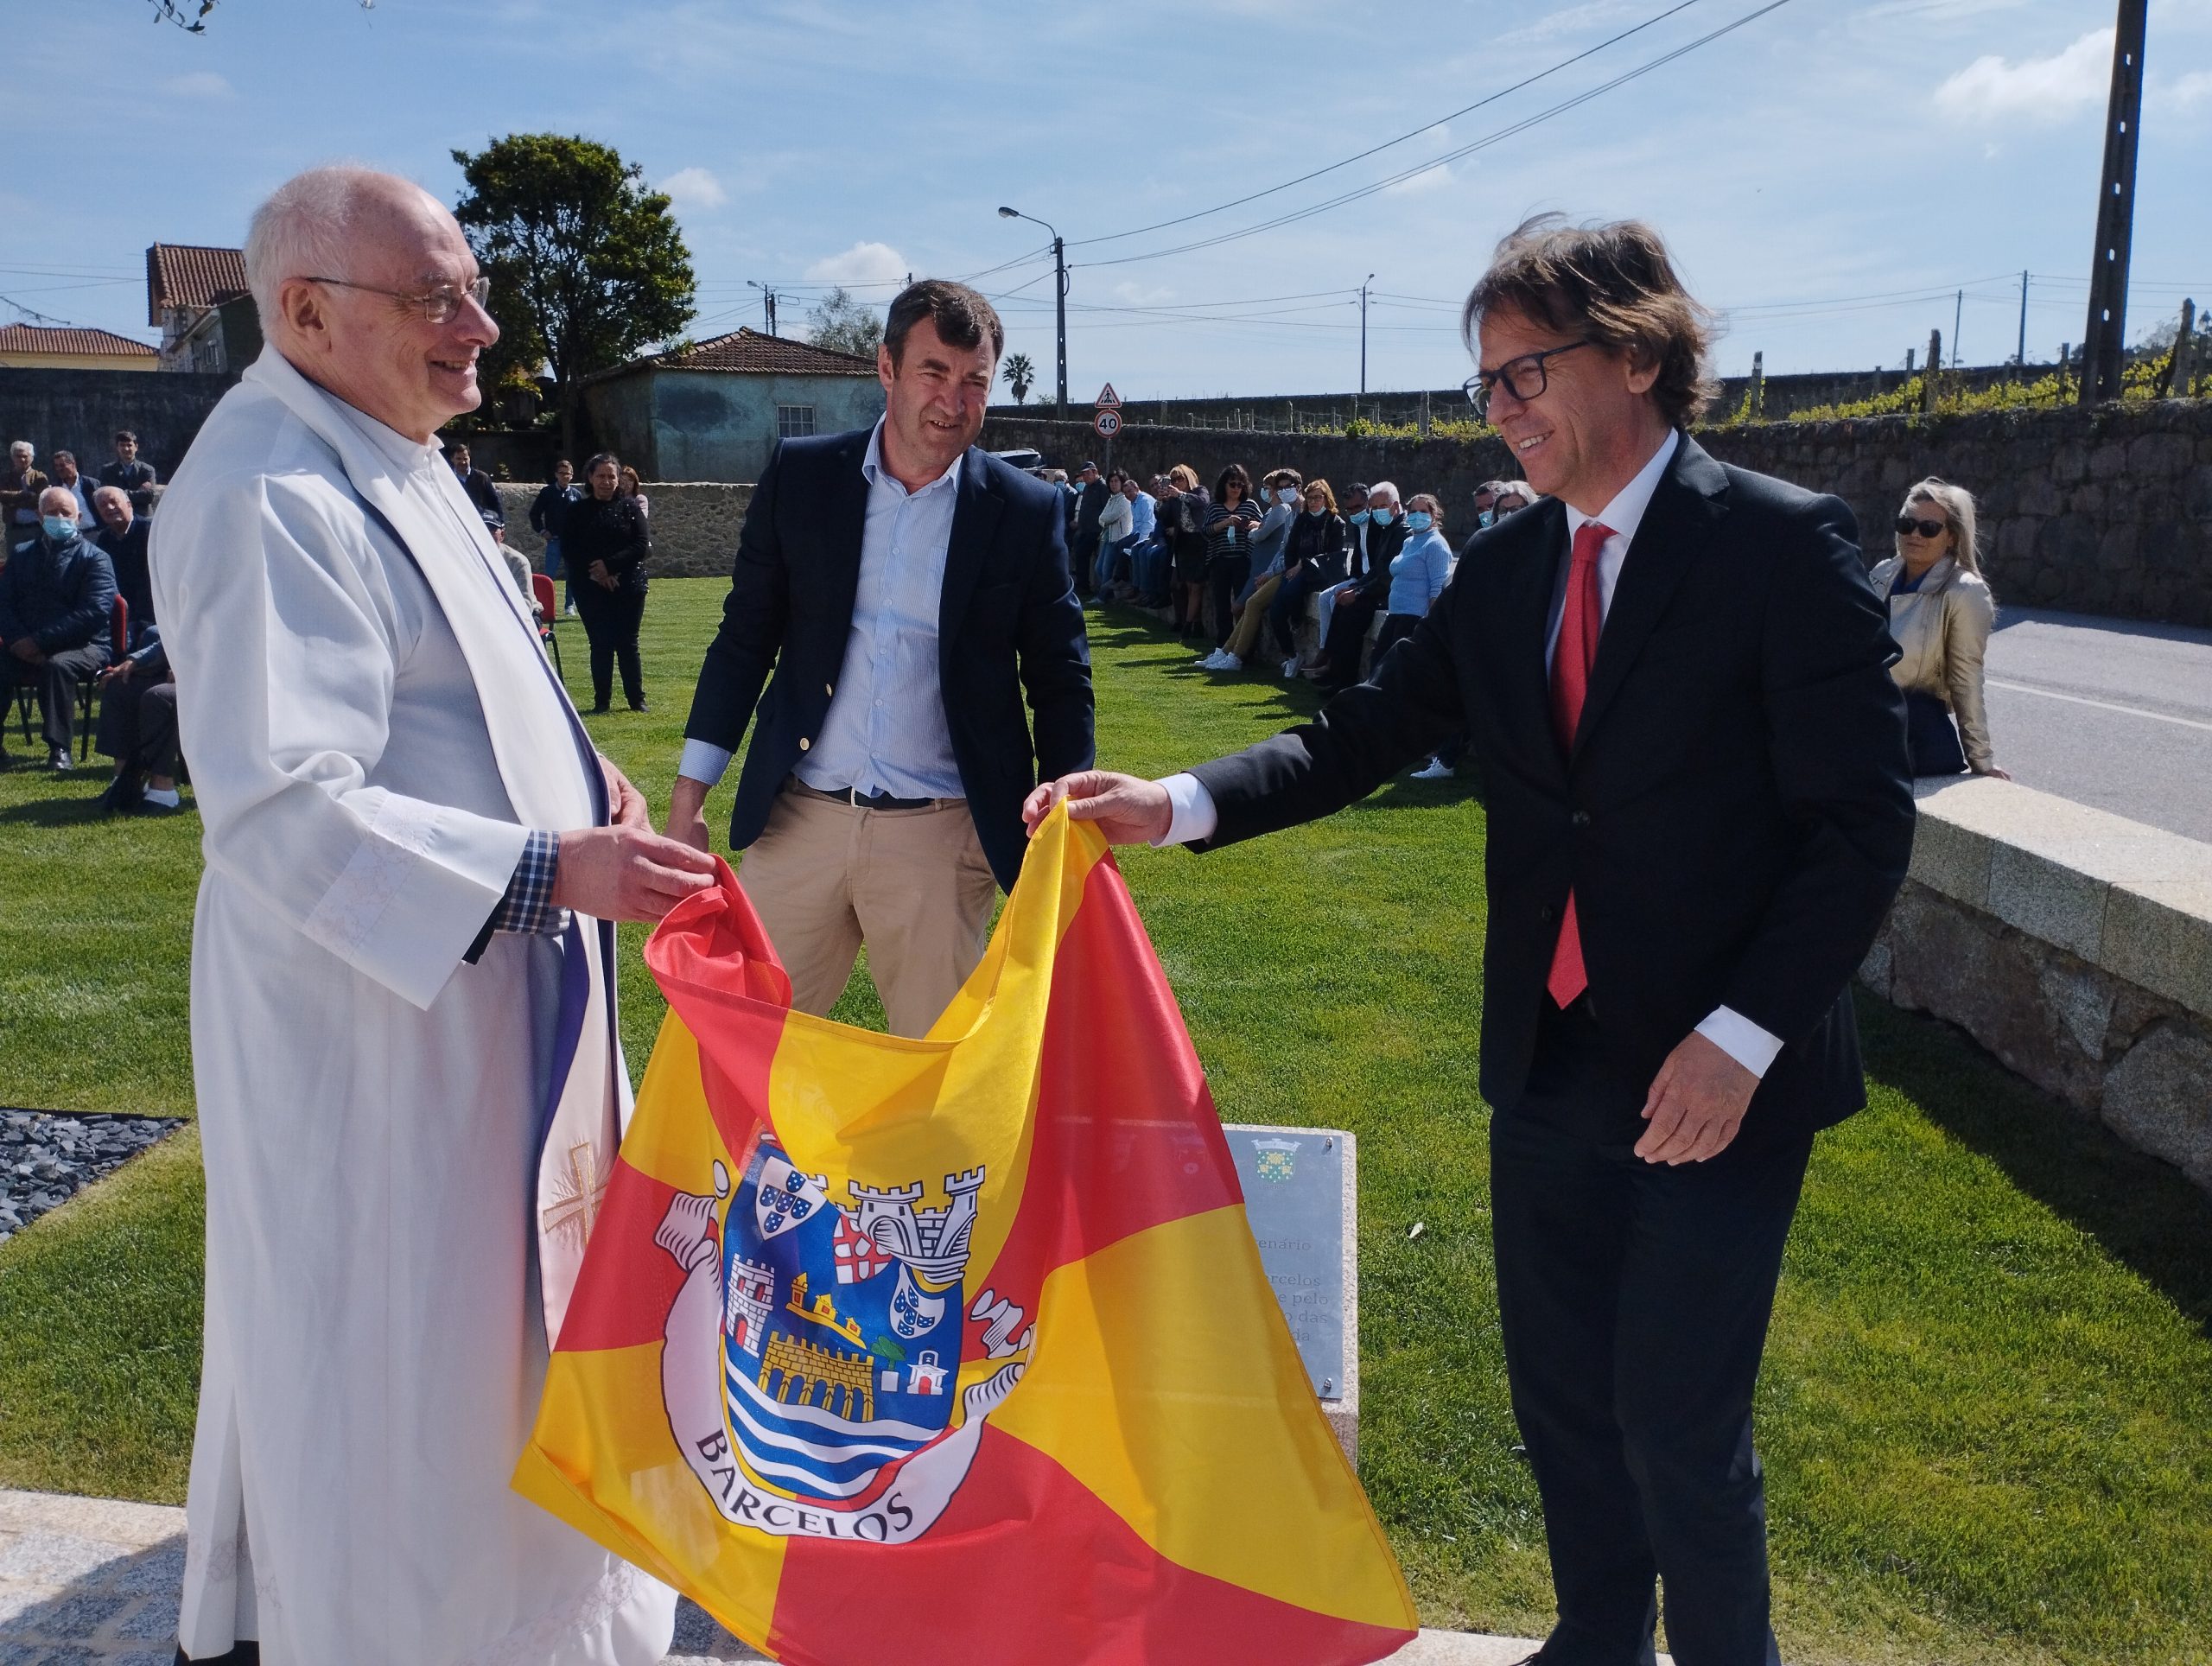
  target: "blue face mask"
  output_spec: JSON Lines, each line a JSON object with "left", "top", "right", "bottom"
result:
{"left": 1404, "top": 511, "right": 1433, "bottom": 531}
{"left": 1349, "top": 509, "right": 1370, "bottom": 525}
{"left": 1370, "top": 506, "right": 1395, "bottom": 525}
{"left": 42, "top": 515, "right": 76, "bottom": 542}
{"left": 1478, "top": 508, "right": 1496, "bottom": 527}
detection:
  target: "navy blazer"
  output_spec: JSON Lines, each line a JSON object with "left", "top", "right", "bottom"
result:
{"left": 1188, "top": 436, "right": 1915, "bottom": 1146}
{"left": 683, "top": 430, "right": 1095, "bottom": 890}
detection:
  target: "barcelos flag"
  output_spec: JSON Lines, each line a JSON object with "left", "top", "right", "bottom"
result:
{"left": 514, "top": 805, "right": 1418, "bottom": 1664}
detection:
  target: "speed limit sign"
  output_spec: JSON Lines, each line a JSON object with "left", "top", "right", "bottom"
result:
{"left": 1093, "top": 408, "right": 1122, "bottom": 438}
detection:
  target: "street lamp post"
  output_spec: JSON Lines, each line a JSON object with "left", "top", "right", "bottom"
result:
{"left": 1000, "top": 207, "right": 1067, "bottom": 419}
{"left": 1360, "top": 273, "right": 1376, "bottom": 397}
{"left": 747, "top": 279, "right": 779, "bottom": 338}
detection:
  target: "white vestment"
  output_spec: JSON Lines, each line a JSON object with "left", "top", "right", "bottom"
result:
{"left": 153, "top": 348, "right": 675, "bottom": 1665}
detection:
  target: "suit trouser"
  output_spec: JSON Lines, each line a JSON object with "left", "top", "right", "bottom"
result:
{"left": 97, "top": 670, "right": 179, "bottom": 778}
{"left": 1491, "top": 1000, "right": 1808, "bottom": 1666}
{"left": 1318, "top": 590, "right": 1382, "bottom": 689}
{"left": 4, "top": 643, "right": 108, "bottom": 753}
{"left": 736, "top": 787, "right": 999, "bottom": 1040}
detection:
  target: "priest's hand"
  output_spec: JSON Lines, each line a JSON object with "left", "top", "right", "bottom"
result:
{"left": 599, "top": 755, "right": 650, "bottom": 829}
{"left": 1022, "top": 772, "right": 1172, "bottom": 845}
{"left": 1635, "top": 1031, "right": 1758, "bottom": 1165}
{"left": 551, "top": 824, "right": 719, "bottom": 923}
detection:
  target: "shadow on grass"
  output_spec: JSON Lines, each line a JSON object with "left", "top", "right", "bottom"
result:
{"left": 0, "top": 792, "right": 126, "bottom": 829}
{"left": 1856, "top": 989, "right": 2212, "bottom": 1338}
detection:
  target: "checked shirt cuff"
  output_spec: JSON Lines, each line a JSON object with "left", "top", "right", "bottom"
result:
{"left": 464, "top": 830, "right": 569, "bottom": 964}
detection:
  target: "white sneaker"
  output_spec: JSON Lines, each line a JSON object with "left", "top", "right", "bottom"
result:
{"left": 1197, "top": 650, "right": 1225, "bottom": 668}
{"left": 1281, "top": 656, "right": 1302, "bottom": 679}
{"left": 1410, "top": 758, "right": 1455, "bottom": 780}
{"left": 1216, "top": 652, "right": 1243, "bottom": 671}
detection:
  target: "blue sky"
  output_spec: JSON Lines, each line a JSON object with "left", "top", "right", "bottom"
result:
{"left": 8, "top": 0, "right": 2210, "bottom": 400}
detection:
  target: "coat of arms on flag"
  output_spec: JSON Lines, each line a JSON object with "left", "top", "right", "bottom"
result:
{"left": 515, "top": 807, "right": 1417, "bottom": 1665}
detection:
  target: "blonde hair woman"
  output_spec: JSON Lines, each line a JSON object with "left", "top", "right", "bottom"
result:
{"left": 1868, "top": 476, "right": 2008, "bottom": 779}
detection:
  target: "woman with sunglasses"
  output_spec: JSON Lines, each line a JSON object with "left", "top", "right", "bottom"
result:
{"left": 1198, "top": 464, "right": 1262, "bottom": 657}
{"left": 1869, "top": 477, "right": 2007, "bottom": 779}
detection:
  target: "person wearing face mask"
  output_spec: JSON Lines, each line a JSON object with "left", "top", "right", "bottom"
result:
{"left": 1374, "top": 493, "right": 1452, "bottom": 665}
{"left": 1312, "top": 480, "right": 1404, "bottom": 693}
{"left": 0, "top": 486, "right": 117, "bottom": 769}
{"left": 1203, "top": 467, "right": 1303, "bottom": 671}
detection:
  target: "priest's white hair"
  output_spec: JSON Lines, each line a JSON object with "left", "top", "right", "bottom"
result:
{"left": 244, "top": 164, "right": 435, "bottom": 321}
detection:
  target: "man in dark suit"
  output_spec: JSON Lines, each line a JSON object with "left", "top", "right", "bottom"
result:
{"left": 1027, "top": 217, "right": 1913, "bottom": 1666}
{"left": 1070, "top": 460, "right": 1109, "bottom": 600}
{"left": 667, "top": 279, "right": 1093, "bottom": 1039}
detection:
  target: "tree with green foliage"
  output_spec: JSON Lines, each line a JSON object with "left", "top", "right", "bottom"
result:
{"left": 450, "top": 133, "right": 696, "bottom": 455}
{"left": 805, "top": 288, "right": 884, "bottom": 360}
{"left": 1002, "top": 352, "right": 1036, "bottom": 404}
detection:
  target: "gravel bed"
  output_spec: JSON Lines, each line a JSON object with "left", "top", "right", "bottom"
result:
{"left": 0, "top": 1110, "right": 185, "bottom": 1243}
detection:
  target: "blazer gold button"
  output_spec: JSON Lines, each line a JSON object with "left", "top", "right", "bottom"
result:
{"left": 798, "top": 737, "right": 810, "bottom": 751}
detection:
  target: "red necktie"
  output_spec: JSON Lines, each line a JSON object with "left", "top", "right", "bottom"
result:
{"left": 1546, "top": 520, "right": 1611, "bottom": 1008}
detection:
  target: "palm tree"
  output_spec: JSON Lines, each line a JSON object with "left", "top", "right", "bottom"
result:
{"left": 1003, "top": 352, "right": 1036, "bottom": 405}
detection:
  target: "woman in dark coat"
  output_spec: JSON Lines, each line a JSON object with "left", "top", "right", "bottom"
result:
{"left": 563, "top": 452, "right": 652, "bottom": 712}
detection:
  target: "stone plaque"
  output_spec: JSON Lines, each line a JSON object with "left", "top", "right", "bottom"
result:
{"left": 1224, "top": 1126, "right": 1353, "bottom": 1425}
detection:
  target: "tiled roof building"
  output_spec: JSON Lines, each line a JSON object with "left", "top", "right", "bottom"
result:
{"left": 146, "top": 244, "right": 252, "bottom": 372}
{"left": 647, "top": 328, "right": 877, "bottom": 377}
{"left": 0, "top": 325, "right": 161, "bottom": 367}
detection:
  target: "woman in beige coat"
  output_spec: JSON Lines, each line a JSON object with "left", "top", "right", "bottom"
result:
{"left": 1869, "top": 476, "right": 2010, "bottom": 779}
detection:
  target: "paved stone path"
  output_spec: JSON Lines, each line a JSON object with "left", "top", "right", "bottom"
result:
{"left": 0, "top": 1487, "right": 1575, "bottom": 1664}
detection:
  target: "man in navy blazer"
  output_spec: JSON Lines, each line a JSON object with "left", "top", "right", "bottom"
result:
{"left": 668, "top": 280, "right": 1093, "bottom": 1037}
{"left": 1028, "top": 219, "right": 1914, "bottom": 1666}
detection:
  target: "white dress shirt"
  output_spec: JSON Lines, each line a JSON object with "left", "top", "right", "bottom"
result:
{"left": 1155, "top": 428, "right": 1785, "bottom": 1080}
{"left": 677, "top": 421, "right": 965, "bottom": 799}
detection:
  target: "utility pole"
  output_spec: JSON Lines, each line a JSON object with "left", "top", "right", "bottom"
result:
{"left": 1953, "top": 289, "right": 1963, "bottom": 368}
{"left": 996, "top": 207, "right": 1067, "bottom": 418}
{"left": 747, "top": 280, "right": 779, "bottom": 337}
{"left": 2081, "top": 0, "right": 2150, "bottom": 404}
{"left": 1360, "top": 274, "right": 1375, "bottom": 396}
{"left": 2017, "top": 270, "right": 2030, "bottom": 373}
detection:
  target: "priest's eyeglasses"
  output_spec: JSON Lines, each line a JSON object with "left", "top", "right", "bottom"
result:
{"left": 305, "top": 275, "right": 492, "bottom": 324}
{"left": 1463, "top": 340, "right": 1593, "bottom": 420}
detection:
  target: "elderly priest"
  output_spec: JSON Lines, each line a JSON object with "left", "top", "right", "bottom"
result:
{"left": 156, "top": 166, "right": 717, "bottom": 1666}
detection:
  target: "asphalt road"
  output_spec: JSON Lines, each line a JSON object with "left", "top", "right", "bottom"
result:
{"left": 1980, "top": 607, "right": 2212, "bottom": 843}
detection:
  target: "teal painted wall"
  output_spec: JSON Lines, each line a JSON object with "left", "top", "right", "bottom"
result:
{"left": 645, "top": 370, "right": 884, "bottom": 482}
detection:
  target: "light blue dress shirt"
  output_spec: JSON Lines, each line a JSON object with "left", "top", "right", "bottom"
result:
{"left": 1129, "top": 490, "right": 1157, "bottom": 542}
{"left": 677, "top": 423, "right": 967, "bottom": 799}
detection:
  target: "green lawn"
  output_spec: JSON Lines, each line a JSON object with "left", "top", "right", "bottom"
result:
{"left": 2, "top": 578, "right": 2209, "bottom": 1663}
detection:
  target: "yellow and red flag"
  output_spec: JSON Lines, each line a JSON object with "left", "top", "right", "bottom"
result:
{"left": 514, "top": 806, "right": 1418, "bottom": 1664}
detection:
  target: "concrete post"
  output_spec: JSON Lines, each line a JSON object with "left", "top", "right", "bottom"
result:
{"left": 1923, "top": 330, "right": 1942, "bottom": 413}
{"left": 1751, "top": 351, "right": 1764, "bottom": 419}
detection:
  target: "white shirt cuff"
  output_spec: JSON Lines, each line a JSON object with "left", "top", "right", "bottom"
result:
{"left": 1695, "top": 1006, "right": 1784, "bottom": 1080}
{"left": 677, "top": 739, "right": 734, "bottom": 788}
{"left": 1154, "top": 773, "right": 1220, "bottom": 847}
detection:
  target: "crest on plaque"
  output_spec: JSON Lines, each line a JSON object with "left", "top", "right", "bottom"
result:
{"left": 1252, "top": 1136, "right": 1301, "bottom": 1184}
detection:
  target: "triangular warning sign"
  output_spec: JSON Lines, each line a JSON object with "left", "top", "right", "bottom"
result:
{"left": 1094, "top": 383, "right": 1122, "bottom": 408}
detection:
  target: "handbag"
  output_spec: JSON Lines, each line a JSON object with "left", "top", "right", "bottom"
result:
{"left": 1903, "top": 689, "right": 1967, "bottom": 778}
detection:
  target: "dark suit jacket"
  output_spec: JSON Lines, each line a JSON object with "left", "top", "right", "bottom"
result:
{"left": 683, "top": 430, "right": 1095, "bottom": 890}
{"left": 1190, "top": 436, "right": 1915, "bottom": 1142}
{"left": 1073, "top": 478, "right": 1110, "bottom": 555}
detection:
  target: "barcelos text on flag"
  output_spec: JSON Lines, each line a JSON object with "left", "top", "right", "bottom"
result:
{"left": 513, "top": 805, "right": 1418, "bottom": 1666}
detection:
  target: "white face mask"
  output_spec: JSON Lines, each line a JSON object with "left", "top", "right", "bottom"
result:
{"left": 1276, "top": 487, "right": 1299, "bottom": 505}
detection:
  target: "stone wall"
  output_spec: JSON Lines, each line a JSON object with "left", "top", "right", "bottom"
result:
{"left": 1862, "top": 777, "right": 2212, "bottom": 1190}
{"left": 0, "top": 367, "right": 235, "bottom": 480}
{"left": 497, "top": 481, "right": 751, "bottom": 580}
{"left": 982, "top": 399, "right": 2212, "bottom": 628}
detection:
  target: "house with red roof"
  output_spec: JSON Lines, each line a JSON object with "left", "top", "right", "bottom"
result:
{"left": 0, "top": 325, "right": 160, "bottom": 372}
{"left": 146, "top": 243, "right": 254, "bottom": 372}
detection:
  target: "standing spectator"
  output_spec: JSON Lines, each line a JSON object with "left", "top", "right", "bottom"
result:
{"left": 1208, "top": 467, "right": 1303, "bottom": 671}
{"left": 48, "top": 453, "right": 99, "bottom": 530}
{"left": 2, "top": 441, "right": 48, "bottom": 537}
{"left": 1199, "top": 464, "right": 1262, "bottom": 658}
{"left": 1872, "top": 477, "right": 2008, "bottom": 779}
{"left": 1071, "top": 460, "right": 1109, "bottom": 600}
{"left": 448, "top": 442, "right": 505, "bottom": 539}
{"left": 1, "top": 486, "right": 116, "bottom": 768}
{"left": 619, "top": 463, "right": 651, "bottom": 520}
{"left": 531, "top": 458, "right": 582, "bottom": 615}
{"left": 1096, "top": 467, "right": 1134, "bottom": 594}
{"left": 99, "top": 430, "right": 158, "bottom": 512}
{"left": 1314, "top": 480, "right": 1403, "bottom": 691}
{"left": 1270, "top": 479, "right": 1350, "bottom": 677}
{"left": 92, "top": 486, "right": 153, "bottom": 628}
{"left": 563, "top": 452, "right": 652, "bottom": 713}
{"left": 1163, "top": 463, "right": 1211, "bottom": 637}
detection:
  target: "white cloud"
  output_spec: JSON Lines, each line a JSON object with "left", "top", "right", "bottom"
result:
{"left": 165, "top": 71, "right": 233, "bottom": 99}
{"left": 2163, "top": 69, "right": 2212, "bottom": 110}
{"left": 659, "top": 167, "right": 727, "bottom": 210}
{"left": 803, "top": 240, "right": 909, "bottom": 288}
{"left": 1113, "top": 281, "right": 1173, "bottom": 306}
{"left": 1939, "top": 29, "right": 2110, "bottom": 124}
{"left": 1383, "top": 162, "right": 1455, "bottom": 197}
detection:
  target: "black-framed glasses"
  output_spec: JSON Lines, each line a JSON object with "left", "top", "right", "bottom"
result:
{"left": 1894, "top": 514, "right": 1948, "bottom": 539}
{"left": 305, "top": 275, "right": 491, "bottom": 324}
{"left": 1463, "top": 340, "right": 1593, "bottom": 418}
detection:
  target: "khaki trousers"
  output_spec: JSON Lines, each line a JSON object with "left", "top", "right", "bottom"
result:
{"left": 1226, "top": 571, "right": 1285, "bottom": 659}
{"left": 736, "top": 788, "right": 999, "bottom": 1039}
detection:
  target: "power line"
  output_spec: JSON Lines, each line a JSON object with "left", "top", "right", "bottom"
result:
{"left": 1076, "top": 0, "right": 1799, "bottom": 270}
{"left": 1066, "top": 0, "right": 1706, "bottom": 251}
